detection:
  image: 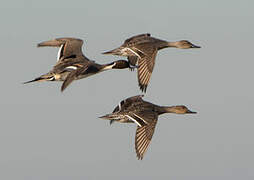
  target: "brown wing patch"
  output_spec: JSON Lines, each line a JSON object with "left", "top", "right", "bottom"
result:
{"left": 112, "top": 95, "right": 144, "bottom": 113}
{"left": 61, "top": 39, "right": 84, "bottom": 58}
{"left": 38, "top": 38, "right": 85, "bottom": 62}
{"left": 124, "top": 33, "right": 151, "bottom": 45}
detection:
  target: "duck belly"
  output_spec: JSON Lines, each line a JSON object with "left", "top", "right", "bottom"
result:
{"left": 76, "top": 72, "right": 97, "bottom": 80}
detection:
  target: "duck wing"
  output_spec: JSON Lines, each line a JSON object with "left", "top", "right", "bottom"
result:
{"left": 37, "top": 37, "right": 87, "bottom": 62}
{"left": 124, "top": 33, "right": 151, "bottom": 46}
{"left": 134, "top": 111, "right": 158, "bottom": 160}
{"left": 52, "top": 56, "right": 89, "bottom": 73}
{"left": 60, "top": 64, "right": 88, "bottom": 92}
{"left": 60, "top": 62, "right": 101, "bottom": 92}
{"left": 112, "top": 95, "right": 144, "bottom": 113}
{"left": 134, "top": 44, "right": 158, "bottom": 92}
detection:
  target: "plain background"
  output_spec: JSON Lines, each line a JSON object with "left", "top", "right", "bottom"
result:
{"left": 1, "top": 0, "right": 254, "bottom": 179}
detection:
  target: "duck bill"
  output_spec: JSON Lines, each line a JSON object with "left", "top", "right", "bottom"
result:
{"left": 191, "top": 44, "right": 201, "bottom": 48}
{"left": 186, "top": 110, "right": 197, "bottom": 114}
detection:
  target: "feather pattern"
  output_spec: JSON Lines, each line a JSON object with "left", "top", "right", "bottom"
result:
{"left": 100, "top": 95, "right": 159, "bottom": 159}
{"left": 26, "top": 37, "right": 130, "bottom": 92}
{"left": 135, "top": 112, "right": 158, "bottom": 160}
{"left": 103, "top": 33, "right": 200, "bottom": 92}
{"left": 103, "top": 33, "right": 167, "bottom": 92}
{"left": 99, "top": 95, "right": 197, "bottom": 160}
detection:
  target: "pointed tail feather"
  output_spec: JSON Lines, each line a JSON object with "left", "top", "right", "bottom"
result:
{"left": 23, "top": 77, "right": 44, "bottom": 84}
{"left": 23, "top": 73, "right": 55, "bottom": 84}
{"left": 99, "top": 114, "right": 114, "bottom": 120}
{"left": 99, "top": 114, "right": 119, "bottom": 126}
{"left": 99, "top": 114, "right": 122, "bottom": 120}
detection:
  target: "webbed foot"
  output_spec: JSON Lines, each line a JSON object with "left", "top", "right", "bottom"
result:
{"left": 129, "top": 65, "right": 139, "bottom": 71}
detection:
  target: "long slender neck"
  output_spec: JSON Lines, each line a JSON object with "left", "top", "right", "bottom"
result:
{"left": 104, "top": 60, "right": 130, "bottom": 70}
{"left": 158, "top": 41, "right": 178, "bottom": 50}
{"left": 101, "top": 62, "right": 115, "bottom": 71}
{"left": 156, "top": 106, "right": 180, "bottom": 114}
{"left": 167, "top": 41, "right": 179, "bottom": 47}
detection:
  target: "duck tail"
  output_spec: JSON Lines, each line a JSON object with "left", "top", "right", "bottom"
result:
{"left": 23, "top": 77, "right": 44, "bottom": 84}
{"left": 99, "top": 113, "right": 119, "bottom": 120}
{"left": 99, "top": 114, "right": 119, "bottom": 125}
{"left": 23, "top": 73, "right": 54, "bottom": 84}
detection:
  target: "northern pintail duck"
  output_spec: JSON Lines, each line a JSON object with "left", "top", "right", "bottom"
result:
{"left": 103, "top": 33, "right": 201, "bottom": 92}
{"left": 24, "top": 37, "right": 131, "bottom": 91}
{"left": 99, "top": 95, "right": 196, "bottom": 160}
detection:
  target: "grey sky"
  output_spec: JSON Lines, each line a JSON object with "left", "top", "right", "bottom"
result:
{"left": 0, "top": 0, "right": 254, "bottom": 179}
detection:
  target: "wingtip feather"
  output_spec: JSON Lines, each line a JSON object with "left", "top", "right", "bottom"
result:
{"left": 60, "top": 85, "right": 66, "bottom": 92}
{"left": 139, "top": 84, "right": 147, "bottom": 93}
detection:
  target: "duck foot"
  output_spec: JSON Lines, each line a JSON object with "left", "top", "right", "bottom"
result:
{"left": 129, "top": 65, "right": 139, "bottom": 71}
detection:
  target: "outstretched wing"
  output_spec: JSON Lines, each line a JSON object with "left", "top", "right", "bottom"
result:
{"left": 37, "top": 37, "right": 85, "bottom": 62}
{"left": 60, "top": 63, "right": 100, "bottom": 92}
{"left": 134, "top": 111, "right": 158, "bottom": 160}
{"left": 125, "top": 37, "right": 159, "bottom": 92}
{"left": 112, "top": 95, "right": 144, "bottom": 113}
{"left": 136, "top": 44, "right": 158, "bottom": 92}
{"left": 124, "top": 33, "right": 151, "bottom": 45}
{"left": 61, "top": 64, "right": 89, "bottom": 92}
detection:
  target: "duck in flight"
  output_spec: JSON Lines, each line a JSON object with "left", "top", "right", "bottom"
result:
{"left": 24, "top": 37, "right": 131, "bottom": 92}
{"left": 99, "top": 95, "right": 197, "bottom": 160}
{"left": 103, "top": 33, "right": 201, "bottom": 92}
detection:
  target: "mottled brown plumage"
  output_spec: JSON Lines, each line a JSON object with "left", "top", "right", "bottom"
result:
{"left": 103, "top": 33, "right": 201, "bottom": 92}
{"left": 24, "top": 37, "right": 130, "bottom": 91}
{"left": 99, "top": 95, "right": 197, "bottom": 160}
